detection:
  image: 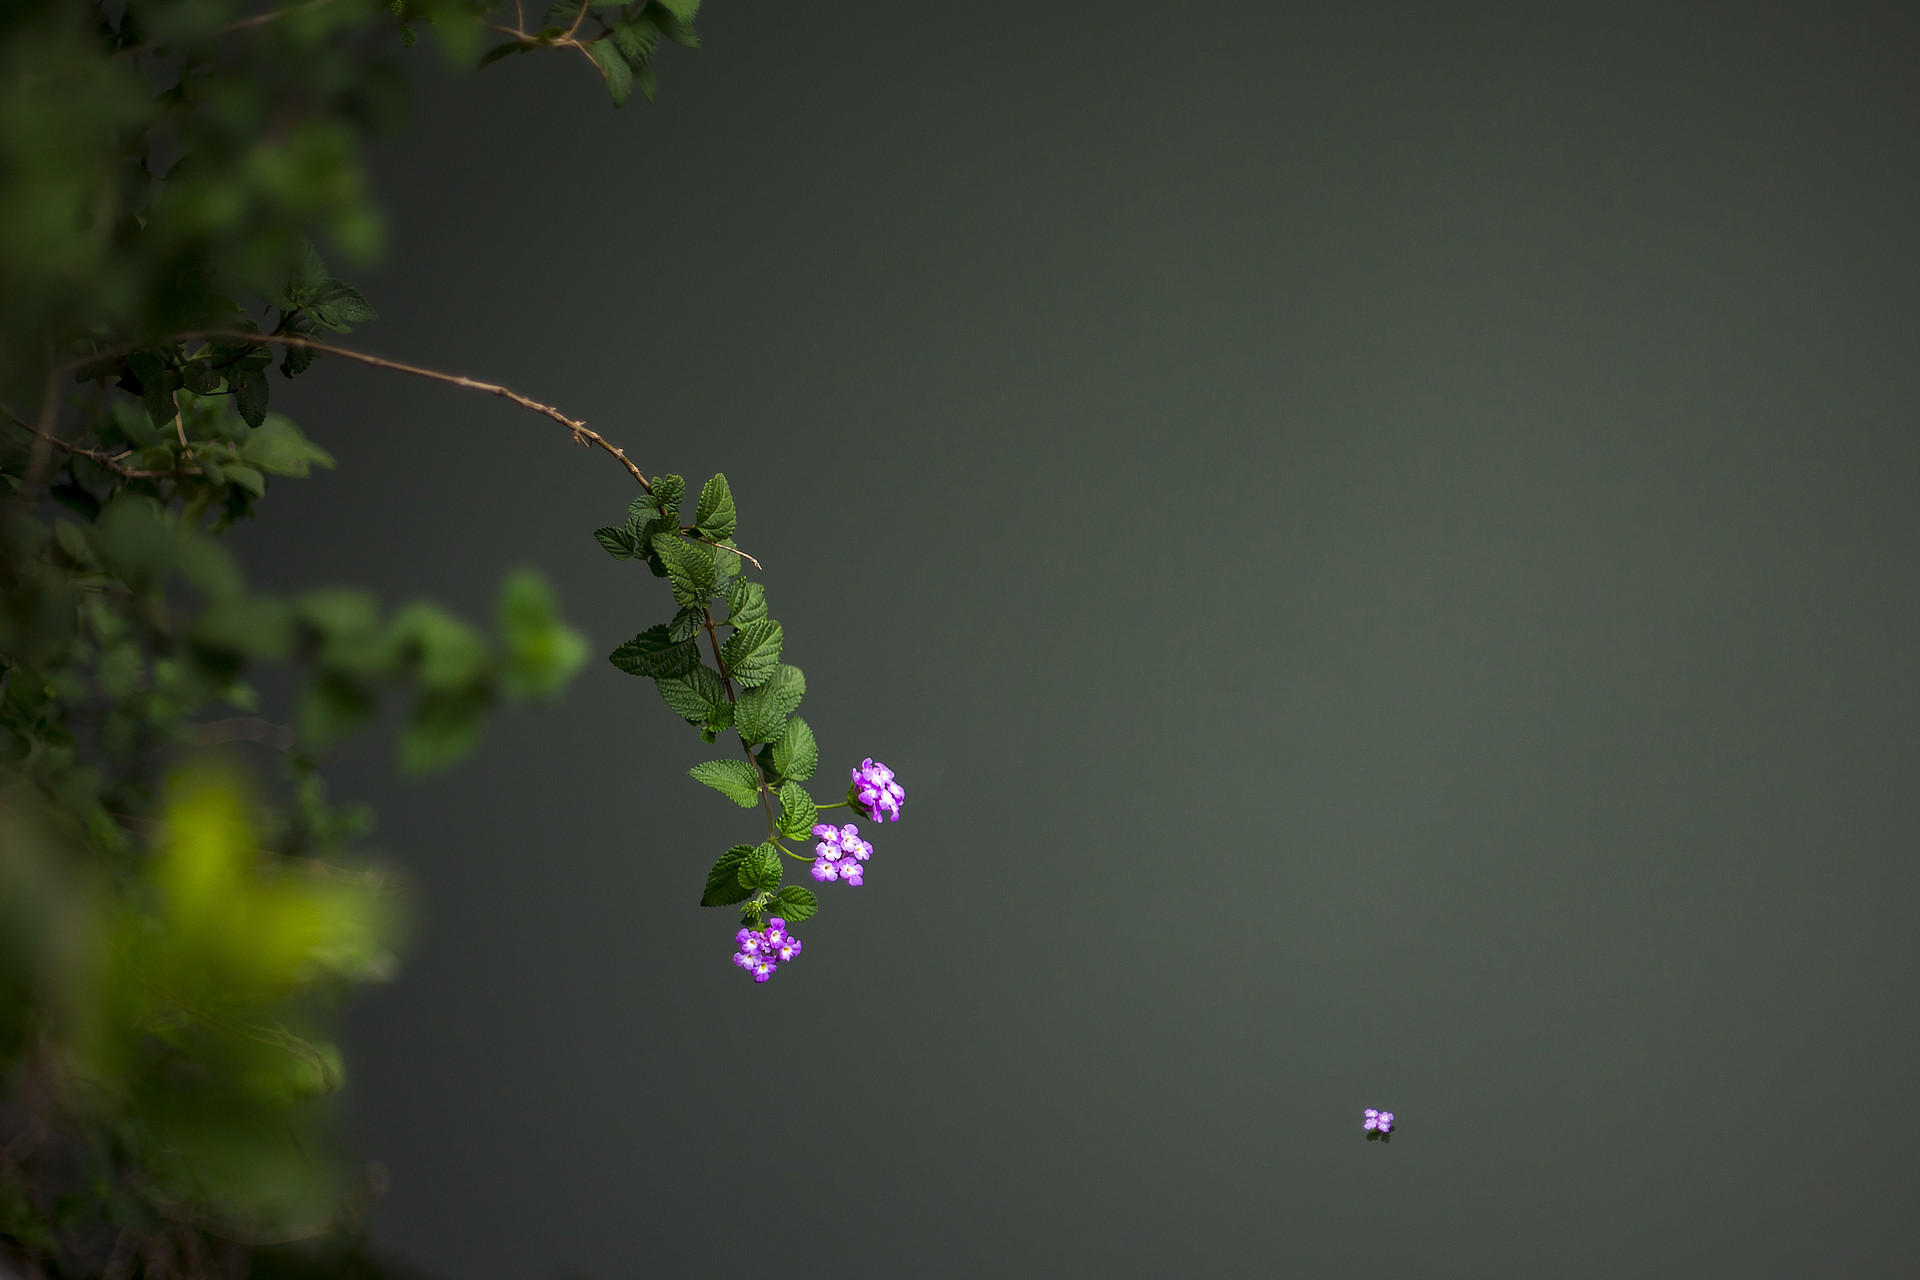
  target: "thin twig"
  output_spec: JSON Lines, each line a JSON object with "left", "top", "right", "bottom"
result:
{"left": 21, "top": 364, "right": 61, "bottom": 495}
{"left": 192, "top": 716, "right": 295, "bottom": 750}
{"left": 682, "top": 529, "right": 763, "bottom": 571}
{"left": 8, "top": 414, "right": 192, "bottom": 480}
{"left": 176, "top": 330, "right": 654, "bottom": 491}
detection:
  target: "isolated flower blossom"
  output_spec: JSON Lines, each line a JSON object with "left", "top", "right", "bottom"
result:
{"left": 733, "top": 917, "right": 802, "bottom": 982}
{"left": 1363, "top": 1109, "right": 1395, "bottom": 1134}
{"left": 850, "top": 758, "right": 904, "bottom": 823}
{"left": 810, "top": 822, "right": 872, "bottom": 885}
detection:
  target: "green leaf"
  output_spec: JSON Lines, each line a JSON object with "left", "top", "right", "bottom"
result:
{"left": 194, "top": 596, "right": 292, "bottom": 659}
{"left": 223, "top": 463, "right": 267, "bottom": 498}
{"left": 720, "top": 619, "right": 783, "bottom": 687}
{"left": 609, "top": 624, "right": 699, "bottom": 678}
{"left": 701, "top": 846, "right": 754, "bottom": 907}
{"left": 706, "top": 539, "right": 742, "bottom": 590}
{"left": 777, "top": 781, "right": 817, "bottom": 838}
{"left": 308, "top": 278, "right": 378, "bottom": 329}
{"left": 237, "top": 415, "right": 335, "bottom": 476}
{"left": 737, "top": 842, "right": 782, "bottom": 892}
{"left": 611, "top": 16, "right": 658, "bottom": 68}
{"left": 478, "top": 39, "right": 533, "bottom": 66}
{"left": 297, "top": 671, "right": 377, "bottom": 748}
{"left": 644, "top": 0, "right": 698, "bottom": 46}
{"left": 233, "top": 369, "right": 270, "bottom": 428}
{"left": 724, "top": 578, "right": 766, "bottom": 627}
{"left": 400, "top": 689, "right": 491, "bottom": 774}
{"left": 766, "top": 885, "right": 817, "bottom": 924}
{"left": 498, "top": 569, "right": 588, "bottom": 699}
{"left": 291, "top": 235, "right": 328, "bottom": 292}
{"left": 668, "top": 605, "right": 705, "bottom": 643}
{"left": 594, "top": 525, "right": 638, "bottom": 558}
{"left": 652, "top": 534, "right": 714, "bottom": 607}
{"left": 654, "top": 663, "right": 726, "bottom": 723}
{"left": 587, "top": 39, "right": 633, "bottom": 105}
{"left": 770, "top": 716, "right": 818, "bottom": 782}
{"left": 128, "top": 351, "right": 172, "bottom": 428}
{"left": 733, "top": 664, "right": 804, "bottom": 743}
{"left": 688, "top": 760, "right": 760, "bottom": 808}
{"left": 639, "top": 474, "right": 684, "bottom": 523}
{"left": 384, "top": 602, "right": 489, "bottom": 690}
{"left": 694, "top": 473, "right": 736, "bottom": 539}
{"left": 655, "top": 0, "right": 699, "bottom": 20}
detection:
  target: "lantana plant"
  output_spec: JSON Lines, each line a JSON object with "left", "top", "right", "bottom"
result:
{"left": 596, "top": 475, "right": 906, "bottom": 980}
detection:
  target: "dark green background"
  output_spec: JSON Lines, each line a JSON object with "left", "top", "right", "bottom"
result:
{"left": 241, "top": 2, "right": 1920, "bottom": 1275}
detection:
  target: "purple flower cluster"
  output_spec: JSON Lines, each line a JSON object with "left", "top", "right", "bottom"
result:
{"left": 1363, "top": 1109, "right": 1395, "bottom": 1134}
{"left": 733, "top": 918, "right": 802, "bottom": 982}
{"left": 851, "top": 758, "right": 904, "bottom": 823}
{"left": 810, "top": 822, "right": 873, "bottom": 885}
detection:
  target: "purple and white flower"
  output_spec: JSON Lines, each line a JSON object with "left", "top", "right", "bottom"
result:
{"left": 850, "top": 758, "right": 905, "bottom": 823}
{"left": 733, "top": 917, "right": 802, "bottom": 982}
{"left": 1363, "top": 1109, "right": 1395, "bottom": 1134}
{"left": 810, "top": 822, "right": 873, "bottom": 885}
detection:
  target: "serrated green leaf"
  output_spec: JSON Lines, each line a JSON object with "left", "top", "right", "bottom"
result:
{"left": 771, "top": 716, "right": 817, "bottom": 782}
{"left": 720, "top": 618, "right": 782, "bottom": 687}
{"left": 587, "top": 38, "right": 633, "bottom": 105}
{"left": 668, "top": 605, "right": 705, "bottom": 643}
{"left": 611, "top": 16, "right": 657, "bottom": 68}
{"left": 694, "top": 473, "right": 736, "bottom": 538}
{"left": 623, "top": 512, "right": 675, "bottom": 563}
{"left": 702, "top": 845, "right": 754, "bottom": 907}
{"left": 737, "top": 842, "right": 782, "bottom": 892}
{"left": 644, "top": 0, "right": 698, "bottom": 46}
{"left": 688, "top": 759, "right": 760, "bottom": 808}
{"left": 777, "top": 781, "right": 817, "bottom": 838}
{"left": 655, "top": 0, "right": 699, "bottom": 19}
{"left": 653, "top": 534, "right": 715, "bottom": 607}
{"left": 309, "top": 278, "right": 377, "bottom": 329}
{"left": 647, "top": 475, "right": 684, "bottom": 523}
{"left": 594, "top": 525, "right": 637, "bottom": 558}
{"left": 725, "top": 578, "right": 766, "bottom": 627}
{"left": 766, "top": 885, "right": 816, "bottom": 924}
{"left": 733, "top": 664, "right": 804, "bottom": 743}
{"left": 608, "top": 624, "right": 698, "bottom": 678}
{"left": 654, "top": 663, "right": 726, "bottom": 723}
{"left": 233, "top": 369, "right": 269, "bottom": 428}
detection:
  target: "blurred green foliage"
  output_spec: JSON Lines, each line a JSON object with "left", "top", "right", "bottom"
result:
{"left": 0, "top": 0, "right": 700, "bottom": 1272}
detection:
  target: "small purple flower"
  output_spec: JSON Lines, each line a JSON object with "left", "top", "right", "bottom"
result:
{"left": 811, "top": 822, "right": 873, "bottom": 886}
{"left": 1363, "top": 1108, "right": 1396, "bottom": 1135}
{"left": 733, "top": 918, "right": 802, "bottom": 981}
{"left": 850, "top": 758, "right": 904, "bottom": 823}
{"left": 1378, "top": 1111, "right": 1394, "bottom": 1133}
